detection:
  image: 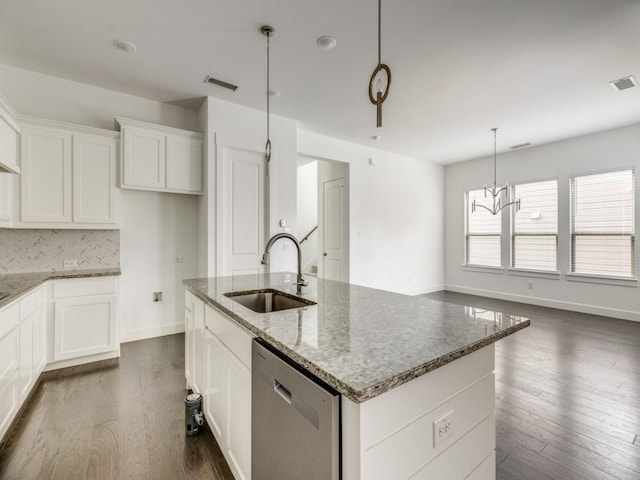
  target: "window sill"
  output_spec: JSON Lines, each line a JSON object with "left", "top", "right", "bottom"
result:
{"left": 507, "top": 268, "right": 561, "bottom": 280}
{"left": 565, "top": 273, "right": 638, "bottom": 287}
{"left": 462, "top": 264, "right": 504, "bottom": 275}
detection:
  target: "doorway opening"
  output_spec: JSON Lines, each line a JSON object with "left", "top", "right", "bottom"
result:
{"left": 297, "top": 156, "right": 349, "bottom": 282}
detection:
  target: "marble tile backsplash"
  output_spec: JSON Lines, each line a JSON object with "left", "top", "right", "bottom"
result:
{"left": 0, "top": 229, "right": 120, "bottom": 273}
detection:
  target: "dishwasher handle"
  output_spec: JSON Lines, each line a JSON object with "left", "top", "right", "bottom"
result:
{"left": 274, "top": 379, "right": 292, "bottom": 404}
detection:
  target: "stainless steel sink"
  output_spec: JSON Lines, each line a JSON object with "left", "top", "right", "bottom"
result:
{"left": 224, "top": 289, "right": 316, "bottom": 313}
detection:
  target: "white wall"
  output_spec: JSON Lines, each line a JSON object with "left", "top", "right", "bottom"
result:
{"left": 0, "top": 64, "right": 201, "bottom": 340}
{"left": 203, "top": 97, "right": 298, "bottom": 275}
{"left": 444, "top": 123, "right": 640, "bottom": 321}
{"left": 298, "top": 130, "right": 444, "bottom": 295}
{"left": 297, "top": 160, "right": 318, "bottom": 272}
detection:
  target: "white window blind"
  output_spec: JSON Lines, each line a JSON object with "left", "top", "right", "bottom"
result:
{"left": 466, "top": 189, "right": 501, "bottom": 267}
{"left": 571, "top": 169, "right": 635, "bottom": 277}
{"left": 512, "top": 180, "right": 558, "bottom": 271}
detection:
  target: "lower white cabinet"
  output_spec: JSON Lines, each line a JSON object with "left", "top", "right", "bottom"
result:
{"left": 0, "top": 303, "right": 20, "bottom": 441}
{"left": 185, "top": 290, "right": 194, "bottom": 388}
{"left": 199, "top": 300, "right": 253, "bottom": 480}
{"left": 51, "top": 276, "right": 119, "bottom": 364}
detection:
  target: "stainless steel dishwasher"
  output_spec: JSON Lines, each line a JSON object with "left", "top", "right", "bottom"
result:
{"left": 252, "top": 338, "right": 341, "bottom": 480}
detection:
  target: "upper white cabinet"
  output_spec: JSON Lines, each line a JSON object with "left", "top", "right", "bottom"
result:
{"left": 116, "top": 117, "right": 203, "bottom": 195}
{"left": 8, "top": 117, "right": 120, "bottom": 229}
{"left": 0, "top": 91, "right": 20, "bottom": 174}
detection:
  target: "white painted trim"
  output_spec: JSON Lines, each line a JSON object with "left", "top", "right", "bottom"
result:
{"left": 115, "top": 116, "right": 203, "bottom": 137}
{"left": 507, "top": 268, "right": 561, "bottom": 280}
{"left": 462, "top": 265, "right": 505, "bottom": 274}
{"left": 0, "top": 90, "right": 20, "bottom": 132}
{"left": 120, "top": 322, "right": 185, "bottom": 343}
{"left": 18, "top": 115, "right": 119, "bottom": 138}
{"left": 445, "top": 283, "right": 640, "bottom": 322}
{"left": 407, "top": 284, "right": 446, "bottom": 296}
{"left": 43, "top": 349, "right": 120, "bottom": 371}
{"left": 565, "top": 272, "right": 638, "bottom": 287}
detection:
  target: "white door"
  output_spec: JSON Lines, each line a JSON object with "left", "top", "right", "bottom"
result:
{"left": 323, "top": 177, "right": 347, "bottom": 282}
{"left": 216, "top": 136, "right": 267, "bottom": 277}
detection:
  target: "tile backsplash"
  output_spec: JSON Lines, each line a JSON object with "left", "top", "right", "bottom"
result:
{"left": 0, "top": 229, "right": 120, "bottom": 273}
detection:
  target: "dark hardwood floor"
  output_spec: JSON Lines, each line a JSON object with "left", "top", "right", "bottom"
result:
{"left": 426, "top": 291, "right": 640, "bottom": 480}
{"left": 1, "top": 295, "right": 639, "bottom": 479}
{"left": 0, "top": 335, "right": 235, "bottom": 480}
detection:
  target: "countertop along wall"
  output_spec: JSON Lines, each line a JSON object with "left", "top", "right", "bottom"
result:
{"left": 0, "top": 64, "right": 200, "bottom": 341}
{"left": 444, "top": 123, "right": 640, "bottom": 321}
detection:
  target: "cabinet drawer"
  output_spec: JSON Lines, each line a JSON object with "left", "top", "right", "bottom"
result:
{"left": 205, "top": 304, "right": 252, "bottom": 369}
{"left": 53, "top": 276, "right": 117, "bottom": 298}
{"left": 0, "top": 327, "right": 19, "bottom": 390}
{"left": 0, "top": 302, "right": 19, "bottom": 339}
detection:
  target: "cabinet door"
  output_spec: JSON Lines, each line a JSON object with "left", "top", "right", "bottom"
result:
{"left": 204, "top": 328, "right": 227, "bottom": 441}
{"left": 122, "top": 127, "right": 165, "bottom": 189}
{"left": 53, "top": 295, "right": 117, "bottom": 361}
{"left": 0, "top": 114, "right": 19, "bottom": 173}
{"left": 33, "top": 305, "right": 47, "bottom": 375}
{"left": 226, "top": 350, "right": 252, "bottom": 480}
{"left": 20, "top": 127, "right": 72, "bottom": 223}
{"left": 73, "top": 134, "right": 119, "bottom": 224}
{"left": 184, "top": 291, "right": 193, "bottom": 388}
{"left": 0, "top": 172, "right": 13, "bottom": 223}
{"left": 191, "top": 296, "right": 205, "bottom": 394}
{"left": 18, "top": 314, "right": 34, "bottom": 401}
{"left": 166, "top": 135, "right": 202, "bottom": 193}
{"left": 0, "top": 328, "right": 19, "bottom": 441}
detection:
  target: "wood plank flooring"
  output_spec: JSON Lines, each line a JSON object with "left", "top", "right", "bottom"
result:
{"left": 1, "top": 295, "right": 639, "bottom": 479}
{"left": 0, "top": 335, "right": 235, "bottom": 480}
{"left": 426, "top": 291, "right": 640, "bottom": 480}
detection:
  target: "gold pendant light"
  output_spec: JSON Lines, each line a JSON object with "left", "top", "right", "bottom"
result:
{"left": 368, "top": 0, "right": 391, "bottom": 128}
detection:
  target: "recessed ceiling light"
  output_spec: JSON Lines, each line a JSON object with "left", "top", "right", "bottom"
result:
{"left": 510, "top": 142, "right": 531, "bottom": 150}
{"left": 610, "top": 75, "right": 637, "bottom": 91}
{"left": 112, "top": 39, "right": 137, "bottom": 53}
{"left": 267, "top": 89, "right": 281, "bottom": 97}
{"left": 371, "top": 135, "right": 381, "bottom": 141}
{"left": 317, "top": 36, "right": 337, "bottom": 50}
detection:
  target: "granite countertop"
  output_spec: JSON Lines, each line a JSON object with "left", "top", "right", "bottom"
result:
{"left": 0, "top": 267, "right": 121, "bottom": 309}
{"left": 184, "top": 273, "right": 530, "bottom": 403}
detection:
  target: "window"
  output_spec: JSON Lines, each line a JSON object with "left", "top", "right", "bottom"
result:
{"left": 511, "top": 180, "right": 558, "bottom": 271}
{"left": 466, "top": 189, "right": 501, "bottom": 267}
{"left": 570, "top": 169, "right": 635, "bottom": 277}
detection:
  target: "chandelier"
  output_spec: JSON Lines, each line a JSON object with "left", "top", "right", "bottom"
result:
{"left": 472, "top": 128, "right": 521, "bottom": 215}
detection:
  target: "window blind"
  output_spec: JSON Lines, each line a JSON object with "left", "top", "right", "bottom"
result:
{"left": 466, "top": 189, "right": 501, "bottom": 267}
{"left": 512, "top": 180, "right": 558, "bottom": 271}
{"left": 570, "top": 169, "right": 635, "bottom": 277}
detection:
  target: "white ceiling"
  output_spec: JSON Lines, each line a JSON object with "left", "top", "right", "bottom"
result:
{"left": 1, "top": 0, "right": 639, "bottom": 164}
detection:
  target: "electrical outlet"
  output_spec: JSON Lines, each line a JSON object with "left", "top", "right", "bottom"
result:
{"left": 433, "top": 410, "right": 454, "bottom": 447}
{"left": 283, "top": 273, "right": 291, "bottom": 283}
{"left": 153, "top": 291, "right": 164, "bottom": 303}
{"left": 63, "top": 259, "right": 78, "bottom": 268}
{"left": 528, "top": 281, "right": 534, "bottom": 290}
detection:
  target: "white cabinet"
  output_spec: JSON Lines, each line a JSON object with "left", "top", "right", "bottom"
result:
{"left": 20, "top": 126, "right": 72, "bottom": 223}
{"left": 51, "top": 276, "right": 119, "bottom": 365}
{"left": 185, "top": 290, "right": 194, "bottom": 389}
{"left": 187, "top": 293, "right": 206, "bottom": 395}
{"left": 201, "top": 301, "right": 253, "bottom": 480}
{"left": 0, "top": 91, "right": 20, "bottom": 174}
{"left": 117, "top": 117, "right": 203, "bottom": 195}
{"left": 16, "top": 119, "right": 120, "bottom": 229}
{"left": 0, "top": 303, "right": 19, "bottom": 441}
{"left": 17, "top": 285, "right": 46, "bottom": 402}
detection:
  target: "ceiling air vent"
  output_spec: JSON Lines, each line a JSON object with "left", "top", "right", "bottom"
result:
{"left": 510, "top": 142, "right": 531, "bottom": 150}
{"left": 610, "top": 75, "right": 637, "bottom": 91}
{"left": 204, "top": 76, "right": 238, "bottom": 91}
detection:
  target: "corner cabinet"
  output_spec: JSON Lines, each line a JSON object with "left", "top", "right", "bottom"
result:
{"left": 116, "top": 117, "right": 203, "bottom": 195}
{"left": 49, "top": 276, "right": 119, "bottom": 368}
{"left": 0, "top": 91, "right": 20, "bottom": 174}
{"left": 6, "top": 117, "right": 120, "bottom": 229}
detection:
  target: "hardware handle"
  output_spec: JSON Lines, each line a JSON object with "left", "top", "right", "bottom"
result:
{"left": 273, "top": 379, "right": 292, "bottom": 404}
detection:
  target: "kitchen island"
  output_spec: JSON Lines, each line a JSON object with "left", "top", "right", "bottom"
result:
{"left": 184, "top": 273, "right": 529, "bottom": 480}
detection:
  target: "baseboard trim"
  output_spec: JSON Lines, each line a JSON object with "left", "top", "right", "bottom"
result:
{"left": 121, "top": 322, "right": 185, "bottom": 343}
{"left": 407, "top": 284, "right": 446, "bottom": 296}
{"left": 44, "top": 350, "right": 120, "bottom": 372}
{"left": 445, "top": 284, "right": 640, "bottom": 322}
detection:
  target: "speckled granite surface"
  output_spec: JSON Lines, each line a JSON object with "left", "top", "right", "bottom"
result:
{"left": 0, "top": 268, "right": 121, "bottom": 309}
{"left": 184, "top": 273, "right": 530, "bottom": 403}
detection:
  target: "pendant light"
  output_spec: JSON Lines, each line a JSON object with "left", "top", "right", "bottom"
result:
{"left": 368, "top": 0, "right": 391, "bottom": 128}
{"left": 472, "top": 128, "right": 521, "bottom": 215}
{"left": 261, "top": 25, "right": 274, "bottom": 176}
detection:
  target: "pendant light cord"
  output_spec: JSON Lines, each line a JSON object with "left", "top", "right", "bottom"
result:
{"left": 266, "top": 32, "right": 270, "bottom": 146}
{"left": 493, "top": 127, "right": 498, "bottom": 188}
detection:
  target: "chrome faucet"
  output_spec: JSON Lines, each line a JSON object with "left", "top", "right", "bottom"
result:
{"left": 261, "top": 233, "right": 308, "bottom": 294}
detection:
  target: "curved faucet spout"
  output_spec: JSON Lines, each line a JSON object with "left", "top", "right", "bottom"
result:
{"left": 262, "top": 233, "right": 308, "bottom": 294}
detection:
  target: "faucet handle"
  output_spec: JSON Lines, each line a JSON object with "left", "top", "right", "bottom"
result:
{"left": 295, "top": 276, "right": 308, "bottom": 287}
